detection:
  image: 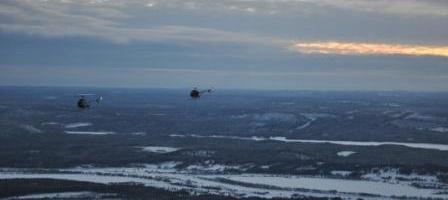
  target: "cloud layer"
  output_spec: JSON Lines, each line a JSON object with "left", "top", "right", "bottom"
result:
{"left": 1, "top": 0, "right": 448, "bottom": 90}
{"left": 293, "top": 42, "right": 448, "bottom": 58}
{"left": 1, "top": 0, "right": 448, "bottom": 45}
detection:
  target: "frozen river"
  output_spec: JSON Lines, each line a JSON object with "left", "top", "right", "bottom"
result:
{"left": 172, "top": 134, "right": 448, "bottom": 151}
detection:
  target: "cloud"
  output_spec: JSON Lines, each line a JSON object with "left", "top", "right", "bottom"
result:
{"left": 0, "top": 0, "right": 287, "bottom": 45}
{"left": 292, "top": 42, "right": 448, "bottom": 58}
{"left": 110, "top": 0, "right": 448, "bottom": 17}
{"left": 1, "top": 0, "right": 448, "bottom": 47}
{"left": 298, "top": 0, "right": 448, "bottom": 17}
{"left": 131, "top": 0, "right": 448, "bottom": 17}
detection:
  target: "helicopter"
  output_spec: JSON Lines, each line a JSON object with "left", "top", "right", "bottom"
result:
{"left": 190, "top": 87, "right": 214, "bottom": 99}
{"left": 76, "top": 94, "right": 103, "bottom": 109}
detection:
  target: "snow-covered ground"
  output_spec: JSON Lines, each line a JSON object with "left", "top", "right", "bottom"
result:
{"left": 215, "top": 174, "right": 444, "bottom": 198}
{"left": 336, "top": 151, "right": 356, "bottom": 157}
{"left": 331, "top": 170, "right": 352, "bottom": 177}
{"left": 362, "top": 168, "right": 439, "bottom": 184}
{"left": 432, "top": 127, "right": 448, "bottom": 133}
{"left": 64, "top": 131, "right": 115, "bottom": 135}
{"left": 1, "top": 164, "right": 447, "bottom": 199}
{"left": 185, "top": 161, "right": 251, "bottom": 172}
{"left": 140, "top": 146, "right": 180, "bottom": 153}
{"left": 64, "top": 122, "right": 93, "bottom": 128}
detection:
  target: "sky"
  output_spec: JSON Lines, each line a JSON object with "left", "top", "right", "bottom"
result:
{"left": 0, "top": 0, "right": 448, "bottom": 91}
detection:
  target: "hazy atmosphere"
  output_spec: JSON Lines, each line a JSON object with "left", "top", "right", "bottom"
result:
{"left": 1, "top": 0, "right": 448, "bottom": 90}
{"left": 2, "top": 1, "right": 448, "bottom": 199}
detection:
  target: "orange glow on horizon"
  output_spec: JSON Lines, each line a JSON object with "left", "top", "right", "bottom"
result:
{"left": 293, "top": 42, "right": 448, "bottom": 57}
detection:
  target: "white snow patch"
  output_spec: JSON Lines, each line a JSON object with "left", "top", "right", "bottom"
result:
{"left": 296, "top": 121, "right": 312, "bottom": 130}
{"left": 170, "top": 134, "right": 186, "bottom": 138}
{"left": 186, "top": 164, "right": 242, "bottom": 172}
{"left": 185, "top": 161, "right": 247, "bottom": 172}
{"left": 250, "top": 136, "right": 267, "bottom": 141}
{"left": 331, "top": 171, "right": 353, "bottom": 177}
{"left": 432, "top": 127, "right": 448, "bottom": 133}
{"left": 64, "top": 122, "right": 92, "bottom": 128}
{"left": 260, "top": 165, "right": 271, "bottom": 169}
{"left": 337, "top": 151, "right": 356, "bottom": 157}
{"left": 64, "top": 131, "right": 114, "bottom": 135}
{"left": 140, "top": 146, "right": 180, "bottom": 153}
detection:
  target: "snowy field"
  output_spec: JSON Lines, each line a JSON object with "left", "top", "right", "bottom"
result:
{"left": 1, "top": 164, "right": 447, "bottom": 199}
